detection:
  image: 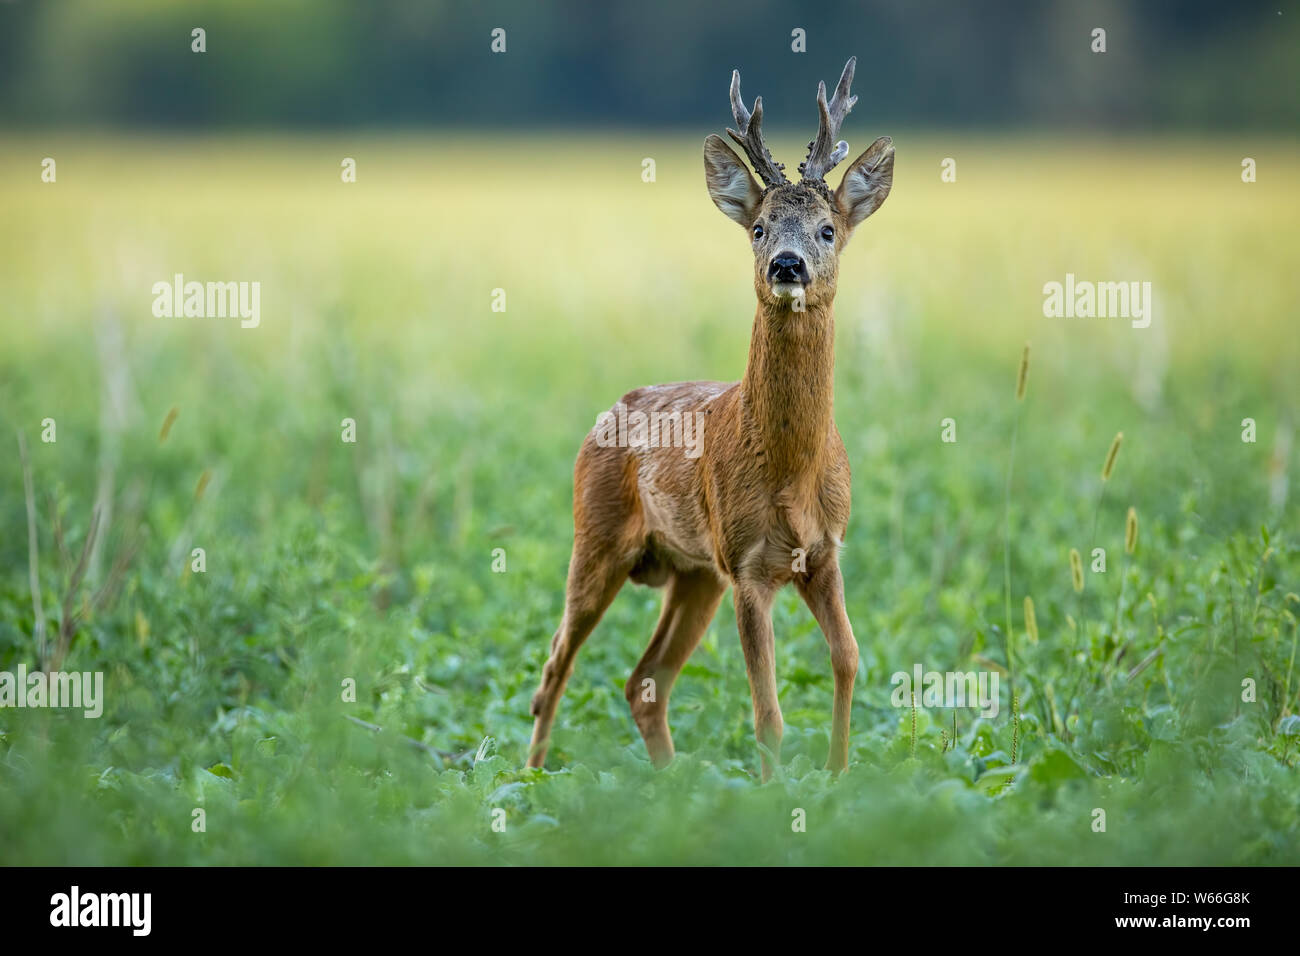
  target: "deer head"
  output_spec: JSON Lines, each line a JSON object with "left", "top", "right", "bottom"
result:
{"left": 703, "top": 57, "right": 894, "bottom": 311}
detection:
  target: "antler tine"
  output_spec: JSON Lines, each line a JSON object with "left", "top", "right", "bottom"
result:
{"left": 726, "top": 69, "right": 788, "bottom": 188}
{"left": 800, "top": 56, "right": 858, "bottom": 183}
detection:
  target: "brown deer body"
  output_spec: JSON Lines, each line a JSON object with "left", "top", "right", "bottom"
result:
{"left": 527, "top": 59, "right": 894, "bottom": 780}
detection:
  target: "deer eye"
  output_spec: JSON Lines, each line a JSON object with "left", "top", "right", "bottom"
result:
{"left": 752, "top": 224, "right": 764, "bottom": 241}
{"left": 820, "top": 225, "right": 835, "bottom": 242}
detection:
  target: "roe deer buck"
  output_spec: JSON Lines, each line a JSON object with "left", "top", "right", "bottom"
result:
{"left": 527, "top": 58, "right": 894, "bottom": 780}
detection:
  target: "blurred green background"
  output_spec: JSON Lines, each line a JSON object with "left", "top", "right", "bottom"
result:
{"left": 0, "top": 1, "right": 1297, "bottom": 864}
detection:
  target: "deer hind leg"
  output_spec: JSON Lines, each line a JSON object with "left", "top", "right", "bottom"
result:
{"left": 734, "top": 580, "right": 782, "bottom": 782}
{"left": 796, "top": 557, "right": 859, "bottom": 774}
{"left": 527, "top": 534, "right": 634, "bottom": 768}
{"left": 625, "top": 567, "right": 726, "bottom": 768}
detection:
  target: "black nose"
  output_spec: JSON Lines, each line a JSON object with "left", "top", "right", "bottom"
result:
{"left": 768, "top": 253, "right": 807, "bottom": 283}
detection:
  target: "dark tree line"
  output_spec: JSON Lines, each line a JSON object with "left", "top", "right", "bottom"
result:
{"left": 1, "top": 0, "right": 1294, "bottom": 129}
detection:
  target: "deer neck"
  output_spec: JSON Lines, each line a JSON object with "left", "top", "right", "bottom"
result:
{"left": 739, "top": 298, "right": 836, "bottom": 481}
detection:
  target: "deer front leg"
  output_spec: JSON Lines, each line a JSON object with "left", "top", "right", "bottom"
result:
{"left": 796, "top": 557, "right": 859, "bottom": 774}
{"left": 734, "top": 581, "right": 782, "bottom": 782}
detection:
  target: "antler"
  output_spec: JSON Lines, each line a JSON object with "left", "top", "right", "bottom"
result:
{"left": 726, "top": 70, "right": 788, "bottom": 188}
{"left": 800, "top": 57, "right": 858, "bottom": 183}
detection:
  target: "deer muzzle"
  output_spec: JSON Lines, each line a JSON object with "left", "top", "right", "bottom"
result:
{"left": 768, "top": 252, "right": 807, "bottom": 285}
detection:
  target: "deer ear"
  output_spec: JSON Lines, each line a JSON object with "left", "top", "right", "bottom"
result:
{"left": 704, "top": 134, "right": 762, "bottom": 228}
{"left": 834, "top": 136, "right": 894, "bottom": 231}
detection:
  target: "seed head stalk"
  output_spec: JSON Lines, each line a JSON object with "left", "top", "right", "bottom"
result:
{"left": 1003, "top": 344, "right": 1029, "bottom": 695}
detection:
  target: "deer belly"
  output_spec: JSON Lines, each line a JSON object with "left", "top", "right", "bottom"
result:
{"left": 638, "top": 478, "right": 715, "bottom": 570}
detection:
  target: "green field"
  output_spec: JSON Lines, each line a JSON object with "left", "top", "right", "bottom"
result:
{"left": 1, "top": 133, "right": 1297, "bottom": 864}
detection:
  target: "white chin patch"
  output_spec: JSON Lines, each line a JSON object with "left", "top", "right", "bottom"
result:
{"left": 770, "top": 281, "right": 806, "bottom": 300}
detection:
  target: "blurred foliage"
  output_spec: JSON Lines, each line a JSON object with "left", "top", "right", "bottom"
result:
{"left": 0, "top": 132, "right": 1297, "bottom": 863}
{"left": 0, "top": 0, "right": 1296, "bottom": 130}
